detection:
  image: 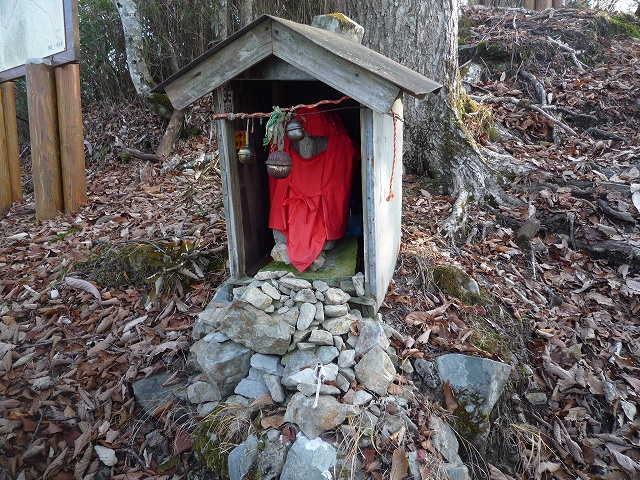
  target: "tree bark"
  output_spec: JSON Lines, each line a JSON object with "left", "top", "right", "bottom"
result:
{"left": 115, "top": 0, "right": 178, "bottom": 153}
{"left": 155, "top": 108, "right": 185, "bottom": 158}
{"left": 238, "top": 0, "right": 254, "bottom": 28}
{"left": 346, "top": 0, "right": 519, "bottom": 233}
{"left": 114, "top": 0, "right": 156, "bottom": 99}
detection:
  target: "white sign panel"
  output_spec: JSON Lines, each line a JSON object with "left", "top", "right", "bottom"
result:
{"left": 0, "top": 0, "right": 66, "bottom": 73}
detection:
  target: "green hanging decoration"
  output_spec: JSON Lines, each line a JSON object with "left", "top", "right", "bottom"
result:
{"left": 263, "top": 106, "right": 293, "bottom": 150}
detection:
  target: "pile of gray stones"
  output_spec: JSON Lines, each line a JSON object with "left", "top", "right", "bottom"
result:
{"left": 181, "top": 270, "right": 508, "bottom": 479}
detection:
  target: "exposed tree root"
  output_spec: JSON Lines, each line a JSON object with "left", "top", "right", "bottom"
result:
{"left": 438, "top": 143, "right": 527, "bottom": 238}
{"left": 156, "top": 109, "right": 185, "bottom": 159}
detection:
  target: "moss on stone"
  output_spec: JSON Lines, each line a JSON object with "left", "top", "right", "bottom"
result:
{"left": 458, "top": 15, "right": 475, "bottom": 45}
{"left": 326, "top": 12, "right": 353, "bottom": 28}
{"left": 452, "top": 392, "right": 491, "bottom": 449}
{"left": 261, "top": 235, "right": 358, "bottom": 280}
{"left": 191, "top": 405, "right": 243, "bottom": 478}
{"left": 431, "top": 265, "right": 481, "bottom": 305}
{"left": 147, "top": 92, "right": 175, "bottom": 120}
{"left": 157, "top": 456, "right": 180, "bottom": 474}
{"left": 596, "top": 13, "right": 640, "bottom": 39}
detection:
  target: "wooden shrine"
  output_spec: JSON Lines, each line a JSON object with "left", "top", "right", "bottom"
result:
{"left": 155, "top": 14, "right": 441, "bottom": 308}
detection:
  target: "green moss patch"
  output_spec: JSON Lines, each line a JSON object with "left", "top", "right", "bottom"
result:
{"left": 596, "top": 13, "right": 640, "bottom": 39}
{"left": 260, "top": 235, "right": 358, "bottom": 281}
{"left": 431, "top": 265, "right": 481, "bottom": 305}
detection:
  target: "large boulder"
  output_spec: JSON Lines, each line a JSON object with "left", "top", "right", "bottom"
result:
{"left": 280, "top": 433, "right": 337, "bottom": 480}
{"left": 190, "top": 339, "right": 252, "bottom": 397}
{"left": 284, "top": 393, "right": 359, "bottom": 439}
{"left": 219, "top": 299, "right": 294, "bottom": 355}
{"left": 354, "top": 346, "right": 396, "bottom": 395}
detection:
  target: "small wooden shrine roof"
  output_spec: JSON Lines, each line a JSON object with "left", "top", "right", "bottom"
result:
{"left": 154, "top": 15, "right": 441, "bottom": 113}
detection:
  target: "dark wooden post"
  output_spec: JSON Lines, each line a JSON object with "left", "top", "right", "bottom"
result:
{"left": 26, "top": 61, "right": 63, "bottom": 221}
{"left": 1, "top": 82, "right": 22, "bottom": 202}
{"left": 552, "top": 0, "right": 565, "bottom": 7}
{"left": 0, "top": 89, "right": 12, "bottom": 215}
{"left": 55, "top": 63, "right": 87, "bottom": 212}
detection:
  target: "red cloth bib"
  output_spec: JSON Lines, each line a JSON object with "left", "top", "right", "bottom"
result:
{"left": 269, "top": 107, "right": 358, "bottom": 271}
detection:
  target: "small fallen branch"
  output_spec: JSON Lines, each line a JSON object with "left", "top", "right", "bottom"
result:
{"left": 546, "top": 36, "right": 587, "bottom": 73}
{"left": 597, "top": 199, "right": 636, "bottom": 224}
{"left": 518, "top": 69, "right": 547, "bottom": 105}
{"left": 468, "top": 94, "right": 578, "bottom": 136}
{"left": 115, "top": 142, "right": 165, "bottom": 163}
{"left": 587, "top": 127, "right": 628, "bottom": 142}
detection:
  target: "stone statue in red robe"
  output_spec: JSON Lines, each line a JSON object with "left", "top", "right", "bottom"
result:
{"left": 269, "top": 107, "right": 358, "bottom": 272}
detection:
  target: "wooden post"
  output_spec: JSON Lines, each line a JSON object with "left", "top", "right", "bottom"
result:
{"left": 535, "top": 0, "right": 552, "bottom": 10}
{"left": 26, "top": 61, "right": 63, "bottom": 221}
{"left": 522, "top": 0, "right": 536, "bottom": 10}
{"left": 552, "top": 0, "right": 565, "bottom": 8}
{"left": 55, "top": 63, "right": 87, "bottom": 212}
{"left": 1, "top": 82, "right": 22, "bottom": 202}
{"left": 0, "top": 89, "right": 12, "bottom": 215}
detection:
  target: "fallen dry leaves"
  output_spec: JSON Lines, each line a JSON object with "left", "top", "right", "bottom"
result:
{"left": 381, "top": 6, "right": 640, "bottom": 479}
{"left": 0, "top": 100, "right": 225, "bottom": 478}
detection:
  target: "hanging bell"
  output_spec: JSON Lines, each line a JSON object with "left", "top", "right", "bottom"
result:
{"left": 266, "top": 150, "right": 293, "bottom": 178}
{"left": 237, "top": 145, "right": 256, "bottom": 164}
{"left": 285, "top": 118, "right": 306, "bottom": 142}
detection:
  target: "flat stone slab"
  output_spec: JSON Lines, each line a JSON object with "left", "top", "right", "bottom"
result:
{"left": 132, "top": 371, "right": 187, "bottom": 417}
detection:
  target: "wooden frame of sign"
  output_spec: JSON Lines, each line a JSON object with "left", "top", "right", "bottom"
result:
{"left": 0, "top": 0, "right": 85, "bottom": 219}
{"left": 0, "top": 0, "right": 80, "bottom": 83}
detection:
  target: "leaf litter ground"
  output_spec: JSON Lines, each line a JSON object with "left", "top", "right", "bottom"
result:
{"left": 1, "top": 7, "right": 640, "bottom": 479}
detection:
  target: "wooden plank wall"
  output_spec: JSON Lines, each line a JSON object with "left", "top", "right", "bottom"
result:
{"left": 361, "top": 98, "right": 404, "bottom": 308}
{"left": 214, "top": 85, "right": 246, "bottom": 277}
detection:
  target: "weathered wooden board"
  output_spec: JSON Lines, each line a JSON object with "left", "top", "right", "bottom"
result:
{"left": 56, "top": 63, "right": 87, "bottom": 213}
{"left": 214, "top": 85, "right": 245, "bottom": 277}
{"left": 274, "top": 17, "right": 441, "bottom": 101}
{"left": 165, "top": 23, "right": 273, "bottom": 110}
{"left": 26, "top": 61, "right": 64, "bottom": 221}
{"left": 239, "top": 57, "right": 316, "bottom": 81}
{"left": 0, "top": 83, "right": 22, "bottom": 201}
{"left": 273, "top": 25, "right": 401, "bottom": 114}
{"left": 361, "top": 98, "right": 404, "bottom": 307}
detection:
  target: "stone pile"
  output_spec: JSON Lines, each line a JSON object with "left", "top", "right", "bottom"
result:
{"left": 180, "top": 271, "right": 520, "bottom": 479}
{"left": 189, "top": 270, "right": 403, "bottom": 441}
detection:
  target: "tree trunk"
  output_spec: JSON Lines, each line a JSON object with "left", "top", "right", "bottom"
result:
{"left": 155, "top": 108, "right": 185, "bottom": 158}
{"left": 345, "top": 0, "right": 519, "bottom": 233}
{"left": 238, "top": 0, "right": 254, "bottom": 27}
{"left": 114, "top": 0, "right": 156, "bottom": 99}
{"left": 115, "top": 0, "right": 177, "bottom": 153}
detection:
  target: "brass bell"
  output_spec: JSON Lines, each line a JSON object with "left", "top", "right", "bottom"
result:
{"left": 285, "top": 118, "right": 306, "bottom": 142}
{"left": 237, "top": 145, "right": 256, "bottom": 164}
{"left": 266, "top": 150, "right": 293, "bottom": 178}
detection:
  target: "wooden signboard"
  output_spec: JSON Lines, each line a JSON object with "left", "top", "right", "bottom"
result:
{"left": 0, "top": 0, "right": 85, "bottom": 219}
{"left": 0, "top": 0, "right": 80, "bottom": 82}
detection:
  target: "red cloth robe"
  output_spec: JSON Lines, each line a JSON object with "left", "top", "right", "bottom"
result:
{"left": 268, "top": 107, "right": 358, "bottom": 272}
